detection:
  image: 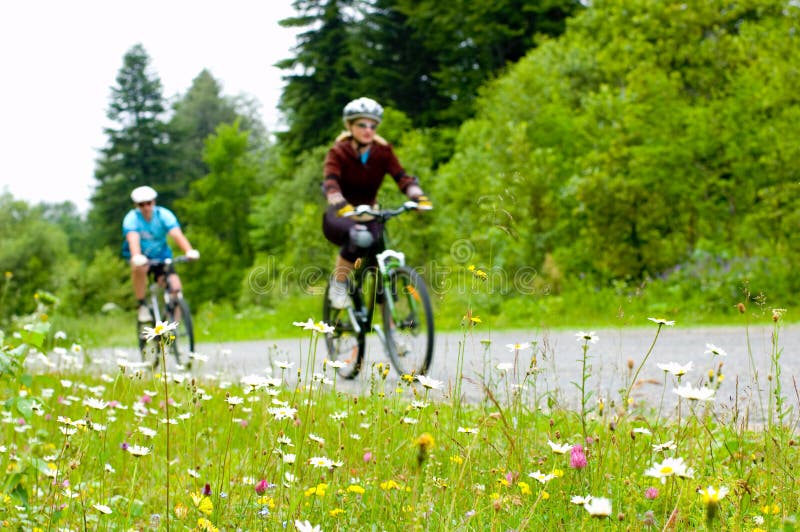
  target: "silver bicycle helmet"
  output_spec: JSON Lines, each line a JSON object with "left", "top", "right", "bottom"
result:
{"left": 342, "top": 97, "right": 383, "bottom": 126}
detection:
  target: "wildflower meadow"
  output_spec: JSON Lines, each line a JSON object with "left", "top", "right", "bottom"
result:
{"left": 1, "top": 294, "right": 798, "bottom": 531}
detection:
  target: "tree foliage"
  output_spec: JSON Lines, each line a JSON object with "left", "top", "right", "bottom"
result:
{"left": 431, "top": 0, "right": 800, "bottom": 288}
{"left": 0, "top": 193, "right": 70, "bottom": 320}
{"left": 89, "top": 44, "right": 171, "bottom": 250}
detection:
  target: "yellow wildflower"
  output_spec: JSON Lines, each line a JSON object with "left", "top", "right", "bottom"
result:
{"left": 347, "top": 485, "right": 365, "bottom": 495}
{"left": 174, "top": 503, "right": 188, "bottom": 519}
{"left": 380, "top": 480, "right": 400, "bottom": 491}
{"left": 197, "top": 517, "right": 219, "bottom": 532}
{"left": 329, "top": 508, "right": 344, "bottom": 517}
{"left": 304, "top": 483, "right": 328, "bottom": 497}
{"left": 190, "top": 492, "right": 213, "bottom": 515}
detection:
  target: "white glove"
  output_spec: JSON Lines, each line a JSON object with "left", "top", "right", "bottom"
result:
{"left": 185, "top": 249, "right": 200, "bottom": 260}
{"left": 131, "top": 254, "right": 149, "bottom": 267}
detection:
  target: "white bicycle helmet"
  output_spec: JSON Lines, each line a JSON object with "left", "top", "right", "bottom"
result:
{"left": 131, "top": 185, "right": 158, "bottom": 203}
{"left": 343, "top": 97, "right": 383, "bottom": 126}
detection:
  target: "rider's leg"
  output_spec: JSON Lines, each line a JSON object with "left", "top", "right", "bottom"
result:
{"left": 166, "top": 272, "right": 183, "bottom": 296}
{"left": 132, "top": 264, "right": 148, "bottom": 300}
{"left": 333, "top": 255, "right": 354, "bottom": 282}
{"left": 133, "top": 264, "right": 151, "bottom": 321}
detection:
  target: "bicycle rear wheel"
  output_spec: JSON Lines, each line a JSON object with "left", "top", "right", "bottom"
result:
{"left": 382, "top": 266, "right": 434, "bottom": 376}
{"left": 322, "top": 282, "right": 365, "bottom": 379}
{"left": 168, "top": 297, "right": 194, "bottom": 368}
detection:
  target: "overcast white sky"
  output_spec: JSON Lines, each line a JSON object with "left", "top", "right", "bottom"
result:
{"left": 0, "top": 0, "right": 299, "bottom": 212}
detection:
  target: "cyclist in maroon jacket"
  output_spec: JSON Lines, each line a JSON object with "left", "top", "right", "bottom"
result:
{"left": 322, "top": 97, "right": 431, "bottom": 308}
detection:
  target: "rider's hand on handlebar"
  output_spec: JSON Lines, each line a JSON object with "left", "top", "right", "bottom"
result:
{"left": 131, "top": 254, "right": 149, "bottom": 267}
{"left": 414, "top": 195, "right": 433, "bottom": 211}
{"left": 335, "top": 202, "right": 355, "bottom": 217}
{"left": 185, "top": 249, "right": 200, "bottom": 260}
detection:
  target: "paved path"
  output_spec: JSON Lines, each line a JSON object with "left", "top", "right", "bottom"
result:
{"left": 87, "top": 322, "right": 800, "bottom": 424}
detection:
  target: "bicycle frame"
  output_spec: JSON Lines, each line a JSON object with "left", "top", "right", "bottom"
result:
{"left": 345, "top": 205, "right": 417, "bottom": 342}
{"left": 146, "top": 261, "right": 180, "bottom": 322}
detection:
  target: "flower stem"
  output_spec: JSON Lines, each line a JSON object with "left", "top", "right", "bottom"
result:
{"left": 625, "top": 324, "right": 663, "bottom": 410}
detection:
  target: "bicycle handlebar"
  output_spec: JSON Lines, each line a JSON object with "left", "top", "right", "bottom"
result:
{"left": 147, "top": 256, "right": 194, "bottom": 267}
{"left": 344, "top": 200, "right": 431, "bottom": 221}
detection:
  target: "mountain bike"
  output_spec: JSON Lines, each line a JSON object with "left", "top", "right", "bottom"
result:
{"left": 137, "top": 256, "right": 195, "bottom": 369}
{"left": 322, "top": 201, "right": 434, "bottom": 379}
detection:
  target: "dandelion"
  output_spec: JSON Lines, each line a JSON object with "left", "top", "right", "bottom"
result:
{"left": 673, "top": 383, "right": 715, "bottom": 402}
{"left": 657, "top": 361, "right": 694, "bottom": 377}
{"left": 648, "top": 317, "right": 675, "bottom": 326}
{"left": 547, "top": 440, "right": 572, "bottom": 454}
{"left": 141, "top": 321, "right": 179, "bottom": 342}
{"left": 416, "top": 375, "right": 443, "bottom": 390}
{"left": 584, "top": 497, "right": 612, "bottom": 517}
{"left": 575, "top": 331, "right": 599, "bottom": 343}
{"left": 347, "top": 484, "right": 366, "bottom": 495}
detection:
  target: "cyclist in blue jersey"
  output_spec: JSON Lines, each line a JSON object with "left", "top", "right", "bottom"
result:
{"left": 122, "top": 186, "right": 199, "bottom": 322}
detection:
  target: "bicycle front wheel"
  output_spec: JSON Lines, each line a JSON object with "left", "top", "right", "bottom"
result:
{"left": 168, "top": 297, "right": 194, "bottom": 368}
{"left": 382, "top": 266, "right": 434, "bottom": 376}
{"left": 322, "top": 283, "right": 365, "bottom": 379}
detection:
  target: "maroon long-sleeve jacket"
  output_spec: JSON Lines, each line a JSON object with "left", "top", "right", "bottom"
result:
{"left": 322, "top": 138, "right": 417, "bottom": 206}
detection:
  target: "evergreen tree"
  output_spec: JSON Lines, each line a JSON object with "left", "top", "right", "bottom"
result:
{"left": 89, "top": 43, "right": 171, "bottom": 250}
{"left": 276, "top": 0, "right": 360, "bottom": 156}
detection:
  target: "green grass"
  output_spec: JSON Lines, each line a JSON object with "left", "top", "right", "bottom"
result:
{"left": 2, "top": 303, "right": 799, "bottom": 530}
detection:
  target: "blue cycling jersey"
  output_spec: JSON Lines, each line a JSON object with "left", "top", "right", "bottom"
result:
{"left": 121, "top": 206, "right": 180, "bottom": 259}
